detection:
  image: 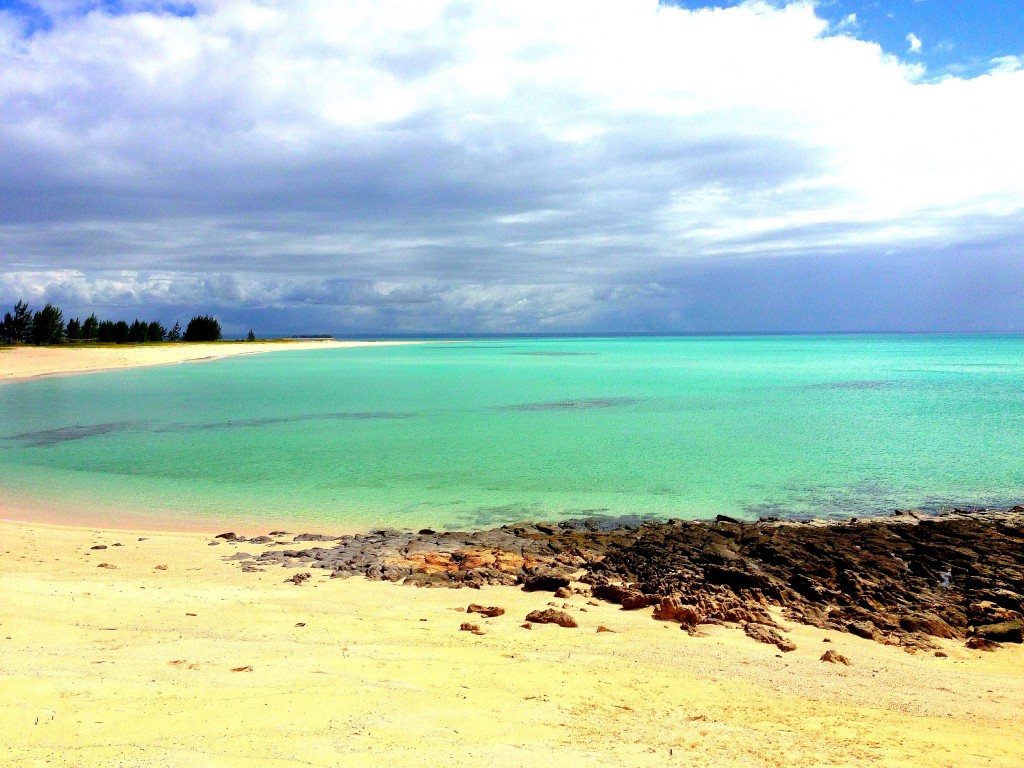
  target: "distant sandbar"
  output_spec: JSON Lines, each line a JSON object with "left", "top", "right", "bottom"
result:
{"left": 0, "top": 339, "right": 421, "bottom": 384}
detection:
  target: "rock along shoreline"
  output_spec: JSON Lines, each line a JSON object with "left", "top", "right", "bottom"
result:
{"left": 218, "top": 506, "right": 1024, "bottom": 653}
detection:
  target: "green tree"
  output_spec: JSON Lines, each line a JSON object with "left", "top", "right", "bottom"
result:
{"left": 96, "top": 320, "right": 115, "bottom": 342}
{"left": 128, "top": 319, "right": 148, "bottom": 343}
{"left": 66, "top": 317, "right": 82, "bottom": 341}
{"left": 182, "top": 315, "right": 221, "bottom": 342}
{"left": 1, "top": 300, "right": 34, "bottom": 343}
{"left": 31, "top": 303, "right": 64, "bottom": 346}
{"left": 82, "top": 313, "right": 99, "bottom": 339}
{"left": 111, "top": 320, "right": 130, "bottom": 344}
{"left": 167, "top": 321, "right": 182, "bottom": 342}
{"left": 147, "top": 321, "right": 167, "bottom": 342}
{"left": 247, "top": 329, "right": 256, "bottom": 341}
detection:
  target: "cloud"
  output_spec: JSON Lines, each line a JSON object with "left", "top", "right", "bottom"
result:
{"left": 907, "top": 32, "right": 922, "bottom": 54}
{"left": 1, "top": 0, "right": 1023, "bottom": 332}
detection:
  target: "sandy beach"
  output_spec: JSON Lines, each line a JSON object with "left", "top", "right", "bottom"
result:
{"left": 1, "top": 518, "right": 1022, "bottom": 767}
{"left": 0, "top": 339, "right": 418, "bottom": 384}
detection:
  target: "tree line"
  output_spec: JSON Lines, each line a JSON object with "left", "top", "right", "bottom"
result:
{"left": 0, "top": 300, "right": 228, "bottom": 345}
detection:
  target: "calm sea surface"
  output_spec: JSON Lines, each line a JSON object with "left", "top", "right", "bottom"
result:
{"left": 2, "top": 335, "right": 1023, "bottom": 530}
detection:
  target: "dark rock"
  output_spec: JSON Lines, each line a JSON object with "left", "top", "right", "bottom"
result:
{"left": 215, "top": 532, "right": 239, "bottom": 540}
{"left": 847, "top": 621, "right": 879, "bottom": 641}
{"left": 285, "top": 572, "right": 311, "bottom": 585}
{"left": 90, "top": 545, "right": 107, "bottom": 550}
{"left": 521, "top": 568, "right": 571, "bottom": 593}
{"left": 704, "top": 564, "right": 774, "bottom": 593}
{"left": 525, "top": 609, "right": 578, "bottom": 628}
{"left": 973, "top": 620, "right": 1023, "bottom": 643}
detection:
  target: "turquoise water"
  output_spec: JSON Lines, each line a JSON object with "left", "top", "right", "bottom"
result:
{"left": 2, "top": 335, "right": 1023, "bottom": 530}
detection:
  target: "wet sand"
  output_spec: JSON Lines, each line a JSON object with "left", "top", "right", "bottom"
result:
{"left": 1, "top": 518, "right": 1023, "bottom": 767}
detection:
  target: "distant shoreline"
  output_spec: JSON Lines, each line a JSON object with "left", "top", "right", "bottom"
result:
{"left": 0, "top": 338, "right": 425, "bottom": 384}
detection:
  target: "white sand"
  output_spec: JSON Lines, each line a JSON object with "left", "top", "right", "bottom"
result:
{"left": 0, "top": 339, "right": 419, "bottom": 383}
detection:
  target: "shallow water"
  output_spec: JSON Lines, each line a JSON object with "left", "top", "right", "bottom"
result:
{"left": 2, "top": 335, "right": 1023, "bottom": 530}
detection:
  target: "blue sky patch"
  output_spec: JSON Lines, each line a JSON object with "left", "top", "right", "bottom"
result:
{"left": 665, "top": 1, "right": 1024, "bottom": 76}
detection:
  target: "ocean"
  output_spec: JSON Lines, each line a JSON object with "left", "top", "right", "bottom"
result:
{"left": 2, "top": 335, "right": 1022, "bottom": 531}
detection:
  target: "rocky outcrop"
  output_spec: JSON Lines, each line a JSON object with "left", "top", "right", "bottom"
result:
{"left": 223, "top": 506, "right": 1024, "bottom": 649}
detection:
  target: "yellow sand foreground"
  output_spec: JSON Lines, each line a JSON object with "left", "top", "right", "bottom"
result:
{"left": 0, "top": 339, "right": 417, "bottom": 383}
{"left": 1, "top": 519, "right": 1023, "bottom": 767}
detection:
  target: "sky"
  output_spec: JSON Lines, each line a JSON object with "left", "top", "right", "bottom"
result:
{"left": 0, "top": 1, "right": 1022, "bottom": 336}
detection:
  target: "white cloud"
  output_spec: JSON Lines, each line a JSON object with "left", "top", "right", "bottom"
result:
{"left": 907, "top": 32, "right": 922, "bottom": 54}
{"left": 1, "top": 1, "right": 1023, "bottom": 330}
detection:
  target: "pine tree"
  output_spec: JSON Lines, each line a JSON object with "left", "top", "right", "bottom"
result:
{"left": 82, "top": 313, "right": 99, "bottom": 339}
{"left": 31, "top": 304, "right": 64, "bottom": 346}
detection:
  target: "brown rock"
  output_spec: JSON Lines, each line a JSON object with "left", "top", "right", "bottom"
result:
{"left": 285, "top": 572, "right": 311, "bottom": 585}
{"left": 820, "top": 649, "right": 852, "bottom": 665}
{"left": 596, "top": 625, "right": 616, "bottom": 633}
{"left": 524, "top": 609, "right": 578, "bottom": 628}
{"left": 847, "top": 621, "right": 879, "bottom": 641}
{"left": 966, "top": 636, "right": 1000, "bottom": 651}
{"left": 652, "top": 596, "right": 703, "bottom": 626}
{"left": 899, "top": 612, "right": 958, "bottom": 639}
{"left": 744, "top": 622, "right": 796, "bottom": 652}
{"left": 459, "top": 622, "right": 482, "bottom": 633}
{"left": 467, "top": 604, "right": 505, "bottom": 618}
{"left": 97, "top": 563, "right": 117, "bottom": 569}
{"left": 554, "top": 587, "right": 573, "bottom": 598}
{"left": 592, "top": 584, "right": 649, "bottom": 610}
